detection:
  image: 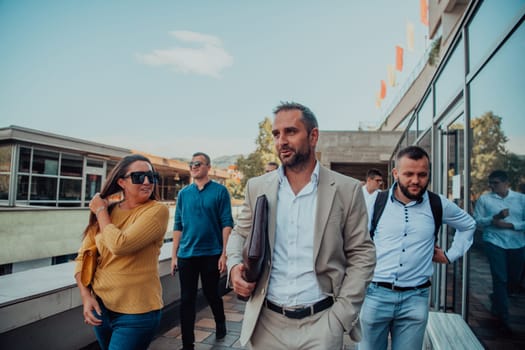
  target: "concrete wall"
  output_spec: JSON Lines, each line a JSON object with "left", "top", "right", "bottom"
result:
{"left": 0, "top": 245, "right": 180, "bottom": 350}
{"left": 317, "top": 130, "right": 402, "bottom": 166}
{"left": 0, "top": 207, "right": 175, "bottom": 266}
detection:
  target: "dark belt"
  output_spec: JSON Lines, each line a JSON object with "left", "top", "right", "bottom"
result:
{"left": 264, "top": 297, "right": 334, "bottom": 319}
{"left": 373, "top": 280, "right": 431, "bottom": 292}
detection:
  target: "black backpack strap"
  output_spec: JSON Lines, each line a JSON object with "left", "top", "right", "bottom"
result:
{"left": 370, "top": 190, "right": 389, "bottom": 240}
{"left": 427, "top": 191, "right": 443, "bottom": 240}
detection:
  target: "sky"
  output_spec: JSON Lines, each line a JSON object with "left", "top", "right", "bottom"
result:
{"left": 0, "top": 0, "right": 429, "bottom": 160}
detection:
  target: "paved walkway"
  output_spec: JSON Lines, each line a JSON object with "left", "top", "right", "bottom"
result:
{"left": 149, "top": 292, "right": 357, "bottom": 350}
{"left": 150, "top": 239, "right": 525, "bottom": 350}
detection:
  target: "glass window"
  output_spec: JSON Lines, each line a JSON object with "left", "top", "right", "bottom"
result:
{"left": 0, "top": 145, "right": 12, "bottom": 172}
{"left": 0, "top": 174, "right": 9, "bottom": 200}
{"left": 18, "top": 147, "right": 31, "bottom": 173}
{"left": 30, "top": 176, "right": 57, "bottom": 200}
{"left": 395, "top": 116, "right": 411, "bottom": 132}
{"left": 61, "top": 153, "right": 83, "bottom": 177}
{"left": 470, "top": 21, "right": 525, "bottom": 197}
{"left": 85, "top": 174, "right": 102, "bottom": 201}
{"left": 59, "top": 178, "right": 82, "bottom": 200}
{"left": 467, "top": 0, "right": 525, "bottom": 73}
{"left": 468, "top": 20, "right": 525, "bottom": 344}
{"left": 435, "top": 38, "right": 464, "bottom": 116}
{"left": 418, "top": 93, "right": 433, "bottom": 133}
{"left": 106, "top": 161, "right": 117, "bottom": 177}
{"left": 87, "top": 158, "right": 104, "bottom": 167}
{"left": 407, "top": 118, "right": 417, "bottom": 145}
{"left": 417, "top": 130, "right": 431, "bottom": 157}
{"left": 16, "top": 175, "right": 29, "bottom": 200}
{"left": 32, "top": 149, "right": 59, "bottom": 175}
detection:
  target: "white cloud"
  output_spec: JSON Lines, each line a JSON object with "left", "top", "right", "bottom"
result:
{"left": 136, "top": 30, "right": 233, "bottom": 78}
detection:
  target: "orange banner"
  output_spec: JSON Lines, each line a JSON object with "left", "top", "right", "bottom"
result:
{"left": 380, "top": 80, "right": 386, "bottom": 99}
{"left": 420, "top": 0, "right": 429, "bottom": 26}
{"left": 395, "top": 46, "right": 404, "bottom": 71}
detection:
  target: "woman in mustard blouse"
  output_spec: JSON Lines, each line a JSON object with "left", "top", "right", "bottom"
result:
{"left": 74, "top": 154, "right": 169, "bottom": 350}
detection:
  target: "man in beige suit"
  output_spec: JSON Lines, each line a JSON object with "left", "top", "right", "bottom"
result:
{"left": 226, "top": 102, "right": 376, "bottom": 349}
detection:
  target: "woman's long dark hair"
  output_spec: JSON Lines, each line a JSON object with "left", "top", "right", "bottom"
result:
{"left": 82, "top": 154, "right": 159, "bottom": 238}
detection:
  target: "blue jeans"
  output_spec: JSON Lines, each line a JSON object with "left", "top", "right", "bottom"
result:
{"left": 358, "top": 283, "right": 430, "bottom": 350}
{"left": 484, "top": 241, "right": 525, "bottom": 324}
{"left": 93, "top": 298, "right": 161, "bottom": 350}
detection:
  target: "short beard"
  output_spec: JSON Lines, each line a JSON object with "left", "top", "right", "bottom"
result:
{"left": 280, "top": 147, "right": 311, "bottom": 171}
{"left": 398, "top": 181, "right": 428, "bottom": 201}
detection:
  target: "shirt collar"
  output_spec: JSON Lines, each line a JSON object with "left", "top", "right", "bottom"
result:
{"left": 277, "top": 161, "right": 320, "bottom": 185}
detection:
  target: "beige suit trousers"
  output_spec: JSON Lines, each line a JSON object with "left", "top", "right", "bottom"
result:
{"left": 248, "top": 305, "right": 344, "bottom": 350}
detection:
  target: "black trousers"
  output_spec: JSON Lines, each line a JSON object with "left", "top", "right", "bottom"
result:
{"left": 178, "top": 255, "right": 225, "bottom": 347}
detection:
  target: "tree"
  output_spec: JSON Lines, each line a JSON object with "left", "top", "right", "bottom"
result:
{"left": 225, "top": 178, "right": 244, "bottom": 200}
{"left": 236, "top": 117, "right": 279, "bottom": 192}
{"left": 470, "top": 111, "right": 507, "bottom": 197}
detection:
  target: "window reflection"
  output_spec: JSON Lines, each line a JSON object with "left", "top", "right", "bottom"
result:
{"left": 32, "top": 149, "right": 59, "bottom": 175}
{"left": 59, "top": 178, "right": 82, "bottom": 201}
{"left": 18, "top": 147, "right": 31, "bottom": 173}
{"left": 418, "top": 93, "right": 433, "bottom": 133}
{"left": 435, "top": 38, "right": 464, "bottom": 116}
{"left": 467, "top": 0, "right": 525, "bottom": 73}
{"left": 470, "top": 21, "right": 525, "bottom": 200}
{"left": 30, "top": 176, "right": 58, "bottom": 201}
{"left": 60, "top": 153, "right": 83, "bottom": 177}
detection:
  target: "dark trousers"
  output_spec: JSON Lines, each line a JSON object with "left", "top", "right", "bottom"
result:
{"left": 178, "top": 255, "right": 225, "bottom": 348}
{"left": 484, "top": 241, "right": 525, "bottom": 323}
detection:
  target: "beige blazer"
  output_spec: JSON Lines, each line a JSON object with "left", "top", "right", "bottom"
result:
{"left": 226, "top": 165, "right": 376, "bottom": 346}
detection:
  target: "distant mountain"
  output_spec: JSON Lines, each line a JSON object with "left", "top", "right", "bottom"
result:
{"left": 213, "top": 154, "right": 243, "bottom": 169}
{"left": 171, "top": 154, "right": 243, "bottom": 170}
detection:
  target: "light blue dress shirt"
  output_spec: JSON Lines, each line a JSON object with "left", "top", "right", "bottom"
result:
{"left": 473, "top": 189, "right": 525, "bottom": 249}
{"left": 370, "top": 184, "right": 476, "bottom": 287}
{"left": 266, "top": 161, "right": 326, "bottom": 307}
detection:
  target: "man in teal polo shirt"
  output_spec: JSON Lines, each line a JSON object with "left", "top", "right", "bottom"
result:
{"left": 171, "top": 152, "right": 234, "bottom": 350}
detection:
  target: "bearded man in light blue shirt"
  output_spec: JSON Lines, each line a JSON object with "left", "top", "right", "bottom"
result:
{"left": 358, "top": 146, "right": 476, "bottom": 350}
{"left": 473, "top": 169, "right": 525, "bottom": 335}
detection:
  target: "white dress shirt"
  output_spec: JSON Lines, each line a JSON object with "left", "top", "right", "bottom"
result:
{"left": 362, "top": 185, "right": 380, "bottom": 213}
{"left": 266, "top": 162, "right": 326, "bottom": 307}
{"left": 473, "top": 189, "right": 525, "bottom": 249}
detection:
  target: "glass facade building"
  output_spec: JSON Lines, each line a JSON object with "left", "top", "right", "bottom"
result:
{"left": 385, "top": 0, "right": 525, "bottom": 345}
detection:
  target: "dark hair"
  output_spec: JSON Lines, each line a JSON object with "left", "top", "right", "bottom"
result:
{"left": 192, "top": 152, "right": 211, "bottom": 165}
{"left": 83, "top": 154, "right": 158, "bottom": 238}
{"left": 273, "top": 101, "right": 318, "bottom": 134}
{"left": 366, "top": 168, "right": 383, "bottom": 179}
{"left": 488, "top": 170, "right": 508, "bottom": 183}
{"left": 396, "top": 145, "right": 430, "bottom": 166}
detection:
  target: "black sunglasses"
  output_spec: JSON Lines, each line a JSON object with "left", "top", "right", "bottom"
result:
{"left": 123, "top": 171, "right": 159, "bottom": 184}
{"left": 188, "top": 161, "right": 207, "bottom": 168}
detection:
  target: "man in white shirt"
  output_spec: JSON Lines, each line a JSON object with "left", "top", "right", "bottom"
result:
{"left": 226, "top": 102, "right": 376, "bottom": 349}
{"left": 362, "top": 168, "right": 384, "bottom": 210}
{"left": 473, "top": 170, "right": 525, "bottom": 335}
